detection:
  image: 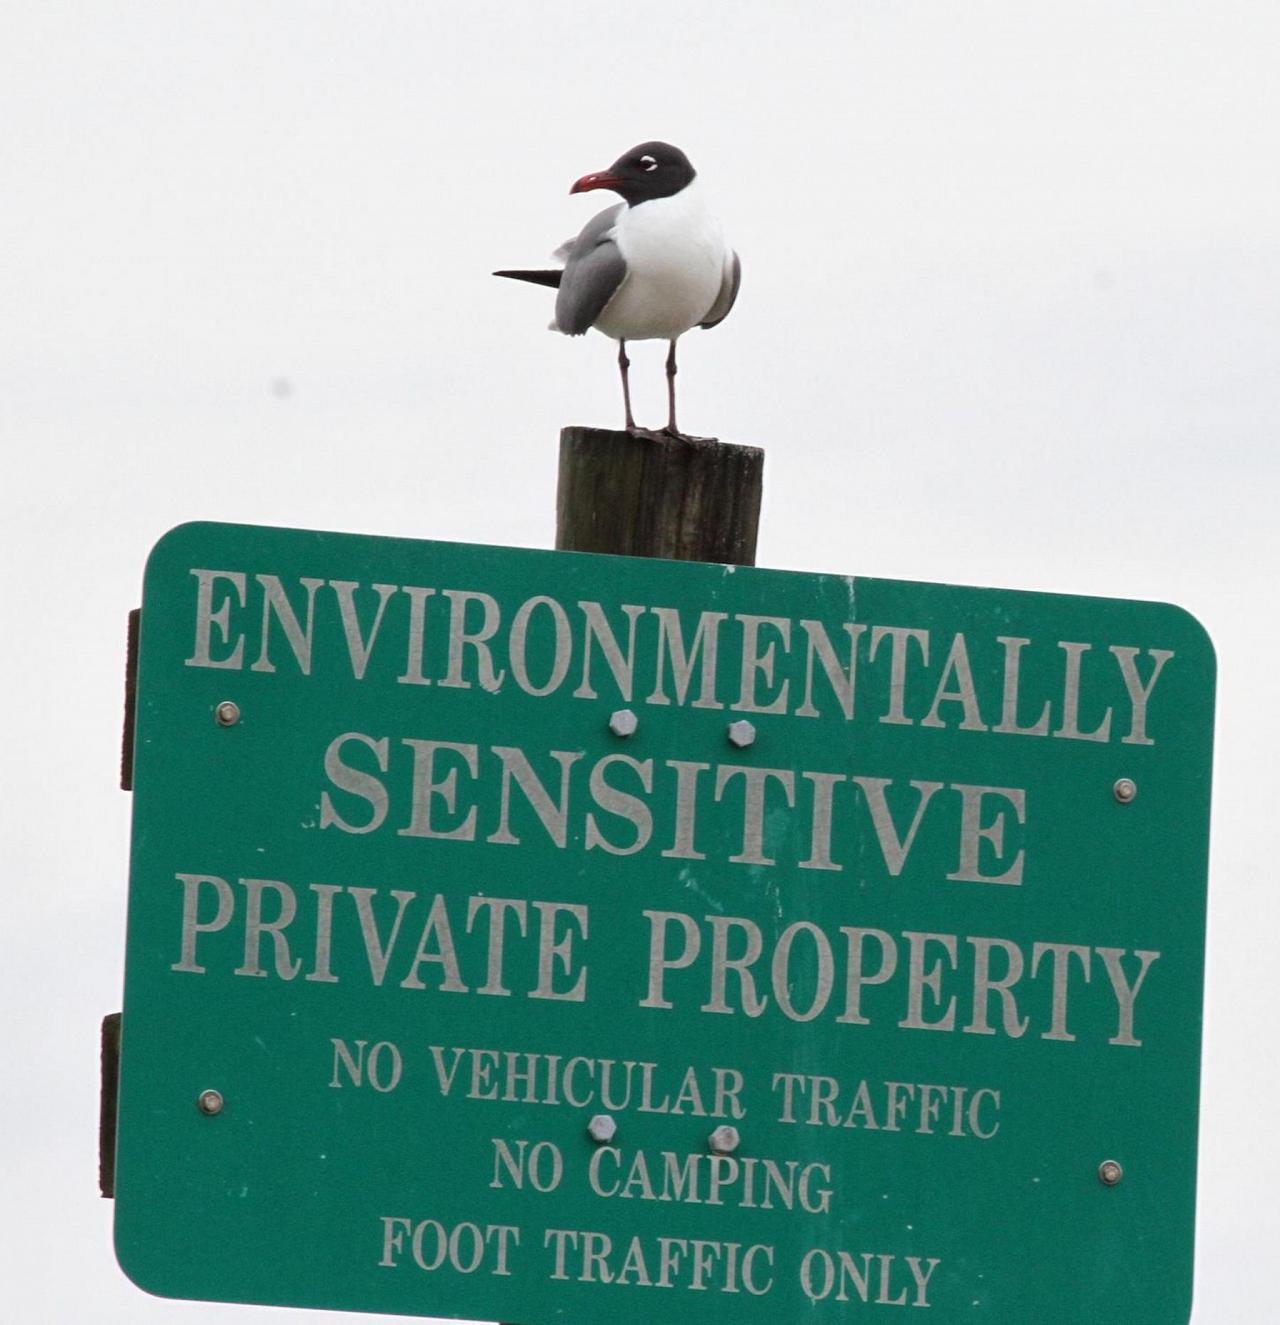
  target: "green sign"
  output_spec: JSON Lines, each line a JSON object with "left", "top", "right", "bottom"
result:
{"left": 116, "top": 521, "right": 1215, "bottom": 1323}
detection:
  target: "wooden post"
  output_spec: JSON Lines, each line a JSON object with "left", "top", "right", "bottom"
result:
{"left": 495, "top": 425, "right": 767, "bottom": 1325}
{"left": 556, "top": 427, "right": 764, "bottom": 566}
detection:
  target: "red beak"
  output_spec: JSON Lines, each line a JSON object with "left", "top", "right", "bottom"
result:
{"left": 570, "top": 171, "right": 623, "bottom": 195}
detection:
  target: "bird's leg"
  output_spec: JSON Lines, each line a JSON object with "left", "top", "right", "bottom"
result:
{"left": 665, "top": 339, "right": 679, "bottom": 435}
{"left": 617, "top": 339, "right": 636, "bottom": 431}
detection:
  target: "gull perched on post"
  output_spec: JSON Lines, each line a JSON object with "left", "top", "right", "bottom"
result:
{"left": 494, "top": 141, "right": 741, "bottom": 436}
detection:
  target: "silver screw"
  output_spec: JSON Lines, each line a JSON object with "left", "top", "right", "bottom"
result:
{"left": 609, "top": 708, "right": 638, "bottom": 738}
{"left": 727, "top": 719, "right": 756, "bottom": 749}
{"left": 197, "top": 1088, "right": 224, "bottom": 1116}
{"left": 708, "top": 1124, "right": 740, "bottom": 1155}
{"left": 215, "top": 701, "right": 240, "bottom": 727}
{"left": 1098, "top": 1159, "right": 1123, "bottom": 1187}
{"left": 1113, "top": 778, "right": 1137, "bottom": 804}
{"left": 587, "top": 1114, "right": 618, "bottom": 1144}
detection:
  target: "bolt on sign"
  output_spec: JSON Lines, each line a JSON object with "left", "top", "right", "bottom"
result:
{"left": 114, "top": 521, "right": 1216, "bottom": 1323}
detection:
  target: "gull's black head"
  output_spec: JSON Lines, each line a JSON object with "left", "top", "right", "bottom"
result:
{"left": 570, "top": 141, "right": 696, "bottom": 207}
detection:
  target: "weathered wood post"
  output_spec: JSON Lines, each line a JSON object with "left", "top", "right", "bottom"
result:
{"left": 495, "top": 425, "right": 763, "bottom": 1325}
{"left": 556, "top": 427, "right": 764, "bottom": 566}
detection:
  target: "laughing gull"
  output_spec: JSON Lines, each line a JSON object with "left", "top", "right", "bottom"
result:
{"left": 494, "top": 141, "right": 740, "bottom": 435}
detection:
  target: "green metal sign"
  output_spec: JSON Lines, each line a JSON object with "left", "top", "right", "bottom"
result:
{"left": 116, "top": 521, "right": 1215, "bottom": 1323}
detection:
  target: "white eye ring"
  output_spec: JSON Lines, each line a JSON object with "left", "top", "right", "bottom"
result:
{"left": 640, "top": 155, "right": 657, "bottom": 172}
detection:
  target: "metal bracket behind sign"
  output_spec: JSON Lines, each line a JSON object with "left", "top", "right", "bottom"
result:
{"left": 99, "top": 1013, "right": 121, "bottom": 1198}
{"left": 101, "top": 608, "right": 138, "bottom": 1197}
{"left": 120, "top": 608, "right": 139, "bottom": 792}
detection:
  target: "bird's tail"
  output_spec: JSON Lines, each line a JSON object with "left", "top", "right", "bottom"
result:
{"left": 493, "top": 269, "right": 563, "bottom": 289}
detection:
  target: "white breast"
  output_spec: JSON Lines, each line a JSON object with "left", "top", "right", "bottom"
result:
{"left": 594, "top": 179, "right": 728, "bottom": 342}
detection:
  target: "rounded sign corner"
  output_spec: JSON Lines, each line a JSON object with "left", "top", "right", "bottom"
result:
{"left": 113, "top": 1218, "right": 179, "bottom": 1305}
{"left": 1154, "top": 599, "right": 1218, "bottom": 680}
{"left": 143, "top": 521, "right": 223, "bottom": 582}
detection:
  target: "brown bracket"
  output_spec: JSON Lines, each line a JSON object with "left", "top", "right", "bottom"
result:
{"left": 100, "top": 1012, "right": 121, "bottom": 1198}
{"left": 103, "top": 609, "right": 138, "bottom": 1197}
{"left": 120, "top": 608, "right": 139, "bottom": 791}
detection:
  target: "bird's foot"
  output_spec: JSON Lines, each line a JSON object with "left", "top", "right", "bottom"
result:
{"left": 660, "top": 425, "right": 718, "bottom": 444}
{"left": 618, "top": 422, "right": 718, "bottom": 443}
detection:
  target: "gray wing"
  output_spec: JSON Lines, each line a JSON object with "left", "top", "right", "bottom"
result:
{"left": 554, "top": 204, "right": 627, "bottom": 336}
{"left": 699, "top": 250, "right": 741, "bottom": 329}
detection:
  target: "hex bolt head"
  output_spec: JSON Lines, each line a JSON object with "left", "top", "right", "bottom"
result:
{"left": 708, "top": 1124, "right": 740, "bottom": 1155}
{"left": 726, "top": 719, "right": 756, "bottom": 749}
{"left": 587, "top": 1113, "right": 618, "bottom": 1144}
{"left": 197, "top": 1088, "right": 225, "bottom": 1116}
{"left": 1113, "top": 778, "right": 1138, "bottom": 804}
{"left": 215, "top": 701, "right": 241, "bottom": 727}
{"left": 1098, "top": 1159, "right": 1124, "bottom": 1187}
{"left": 609, "top": 708, "right": 639, "bottom": 738}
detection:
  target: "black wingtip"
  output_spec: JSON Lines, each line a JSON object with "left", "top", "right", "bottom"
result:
{"left": 493, "top": 269, "right": 563, "bottom": 289}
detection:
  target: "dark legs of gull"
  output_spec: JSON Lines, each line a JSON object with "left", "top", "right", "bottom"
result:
{"left": 618, "top": 339, "right": 636, "bottom": 431}
{"left": 665, "top": 339, "right": 678, "bottom": 435}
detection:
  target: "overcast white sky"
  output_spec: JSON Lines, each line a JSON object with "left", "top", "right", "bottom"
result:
{"left": 3, "top": 2, "right": 1278, "bottom": 1321}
